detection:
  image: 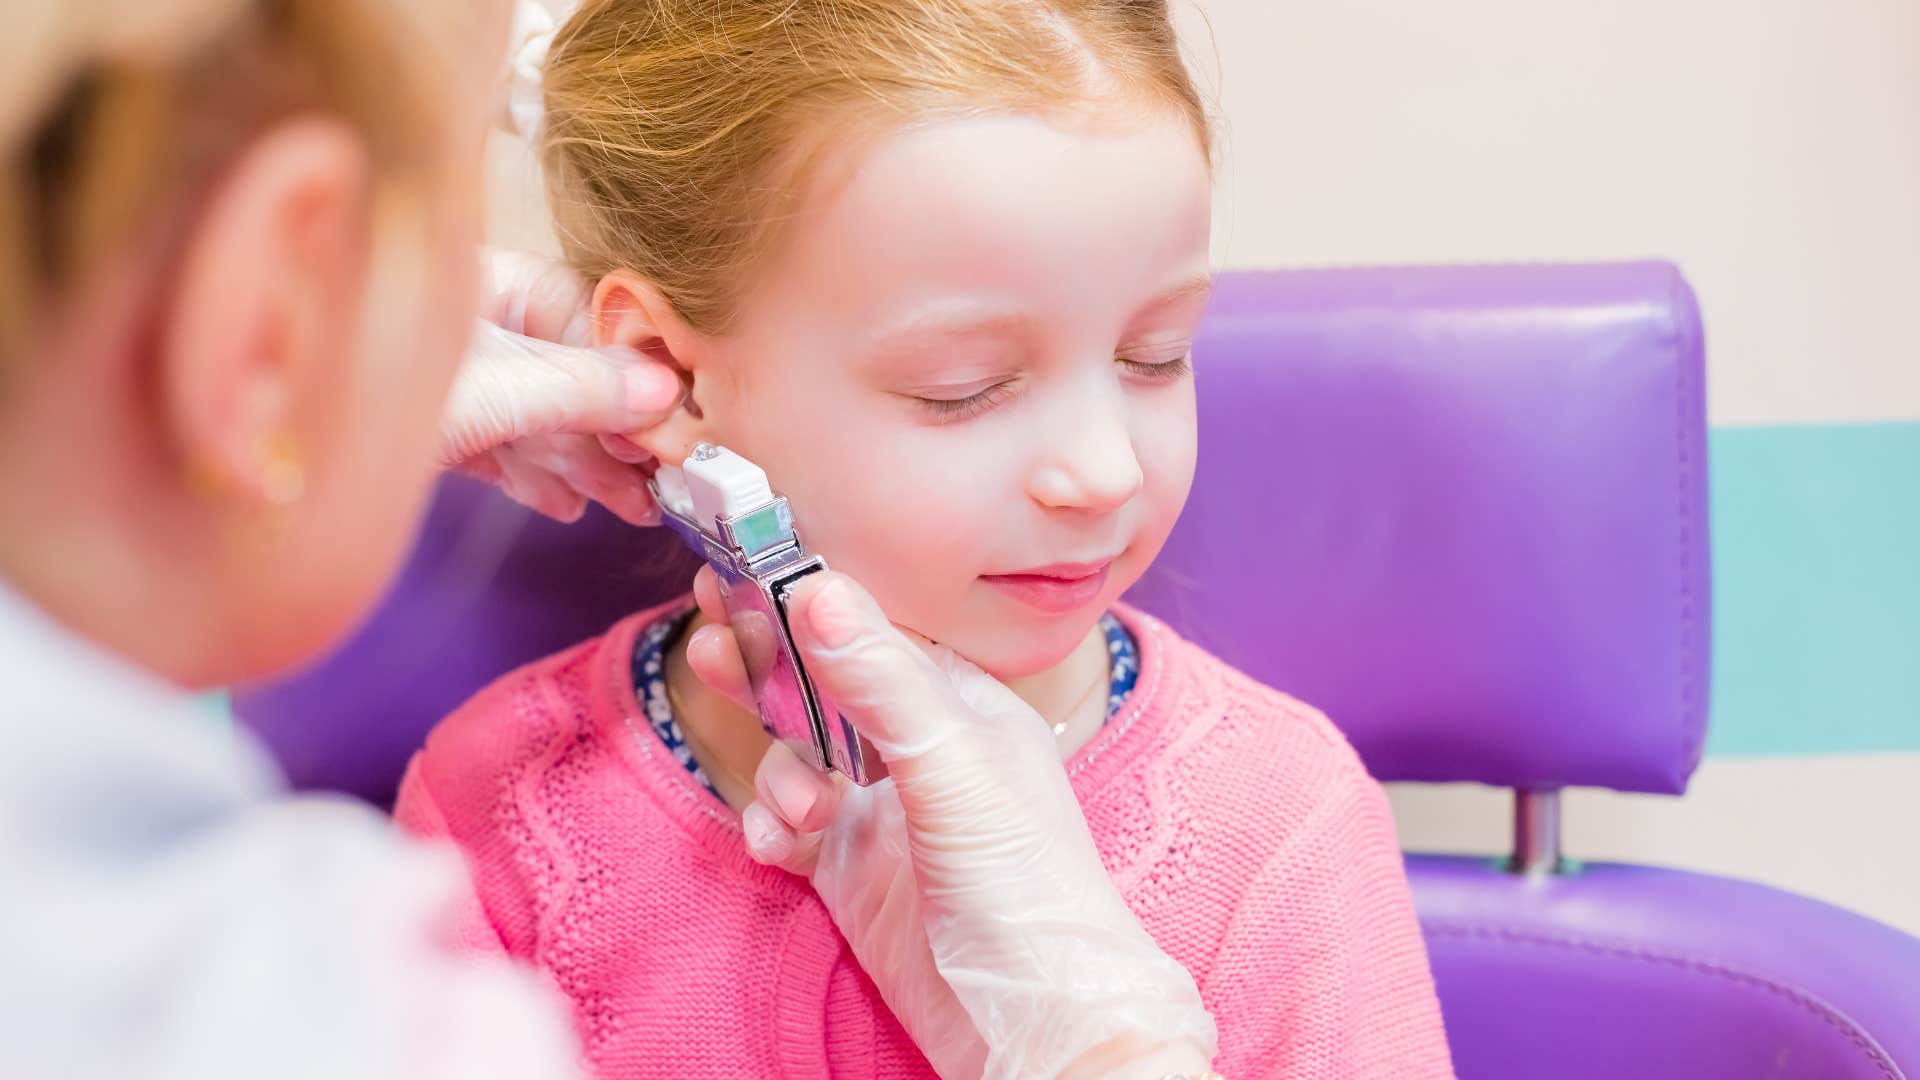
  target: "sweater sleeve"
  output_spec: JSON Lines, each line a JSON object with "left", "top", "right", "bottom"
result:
{"left": 394, "top": 753, "right": 513, "bottom": 960}
{"left": 1207, "top": 767, "right": 1455, "bottom": 1079}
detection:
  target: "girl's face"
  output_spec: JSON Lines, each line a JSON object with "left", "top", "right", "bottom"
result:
{"left": 694, "top": 110, "right": 1212, "bottom": 677}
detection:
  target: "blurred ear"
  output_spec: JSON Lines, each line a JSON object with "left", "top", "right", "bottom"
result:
{"left": 159, "top": 116, "right": 370, "bottom": 502}
{"left": 592, "top": 269, "right": 716, "bottom": 464}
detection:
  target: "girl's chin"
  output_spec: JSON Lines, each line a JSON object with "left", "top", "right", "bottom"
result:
{"left": 936, "top": 618, "right": 1099, "bottom": 682}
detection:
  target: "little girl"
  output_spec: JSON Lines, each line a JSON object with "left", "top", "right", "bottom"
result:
{"left": 396, "top": 1, "right": 1454, "bottom": 1076}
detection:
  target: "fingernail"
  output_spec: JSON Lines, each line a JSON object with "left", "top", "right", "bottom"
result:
{"left": 741, "top": 802, "right": 791, "bottom": 862}
{"left": 603, "top": 433, "right": 651, "bottom": 464}
{"left": 808, "top": 576, "right": 872, "bottom": 649}
{"left": 768, "top": 766, "right": 819, "bottom": 825}
{"left": 621, "top": 486, "right": 661, "bottom": 526}
{"left": 623, "top": 362, "right": 683, "bottom": 415}
{"left": 688, "top": 624, "right": 719, "bottom": 656}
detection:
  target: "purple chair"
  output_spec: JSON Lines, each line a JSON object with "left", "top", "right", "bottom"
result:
{"left": 236, "top": 262, "right": 1920, "bottom": 1078}
{"left": 1125, "top": 264, "right": 1920, "bottom": 1078}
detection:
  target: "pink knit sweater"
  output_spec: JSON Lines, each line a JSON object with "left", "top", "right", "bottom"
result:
{"left": 395, "top": 599, "right": 1454, "bottom": 1078}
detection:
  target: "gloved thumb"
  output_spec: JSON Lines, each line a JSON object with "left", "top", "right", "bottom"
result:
{"left": 439, "top": 321, "right": 683, "bottom": 466}
{"left": 787, "top": 573, "right": 975, "bottom": 768}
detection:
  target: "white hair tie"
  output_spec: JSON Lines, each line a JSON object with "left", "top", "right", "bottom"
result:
{"left": 503, "top": 0, "right": 563, "bottom": 141}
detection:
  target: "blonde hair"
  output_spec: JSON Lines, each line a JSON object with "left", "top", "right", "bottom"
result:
{"left": 0, "top": 0, "right": 446, "bottom": 371}
{"left": 541, "top": 0, "right": 1210, "bottom": 335}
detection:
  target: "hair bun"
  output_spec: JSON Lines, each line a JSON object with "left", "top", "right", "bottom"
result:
{"left": 0, "top": 0, "right": 247, "bottom": 149}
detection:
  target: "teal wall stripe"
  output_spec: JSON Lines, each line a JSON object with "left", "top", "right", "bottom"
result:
{"left": 199, "top": 690, "right": 232, "bottom": 725}
{"left": 1708, "top": 421, "right": 1920, "bottom": 756}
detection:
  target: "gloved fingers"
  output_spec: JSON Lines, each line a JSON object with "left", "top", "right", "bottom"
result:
{"left": 597, "top": 432, "right": 655, "bottom": 465}
{"left": 448, "top": 455, "right": 505, "bottom": 486}
{"left": 444, "top": 322, "right": 682, "bottom": 458}
{"left": 443, "top": 250, "right": 692, "bottom": 525}
{"left": 883, "top": 626, "right": 1044, "bottom": 754}
{"left": 741, "top": 799, "right": 823, "bottom": 876}
{"left": 519, "top": 434, "right": 659, "bottom": 526}
{"left": 503, "top": 330, "right": 684, "bottom": 441}
{"left": 753, "top": 737, "right": 842, "bottom": 833}
{"left": 684, "top": 621, "right": 757, "bottom": 715}
{"left": 685, "top": 568, "right": 760, "bottom": 711}
{"left": 781, "top": 573, "right": 968, "bottom": 765}
{"left": 730, "top": 572, "right": 1224, "bottom": 1079}
{"left": 481, "top": 248, "right": 593, "bottom": 346}
{"left": 554, "top": 343, "right": 683, "bottom": 438}
{"left": 692, "top": 564, "right": 728, "bottom": 623}
{"left": 924, "top": 634, "right": 1047, "bottom": 725}
{"left": 492, "top": 444, "right": 588, "bottom": 523}
{"left": 436, "top": 327, "right": 530, "bottom": 468}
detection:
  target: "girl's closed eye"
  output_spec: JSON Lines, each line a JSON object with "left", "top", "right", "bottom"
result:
{"left": 1119, "top": 350, "right": 1193, "bottom": 381}
{"left": 909, "top": 346, "right": 1192, "bottom": 424}
{"left": 905, "top": 375, "right": 1024, "bottom": 424}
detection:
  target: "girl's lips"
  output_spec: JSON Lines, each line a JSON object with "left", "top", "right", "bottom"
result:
{"left": 980, "top": 560, "right": 1114, "bottom": 614}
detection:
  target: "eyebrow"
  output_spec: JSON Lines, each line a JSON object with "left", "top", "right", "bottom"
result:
{"left": 866, "top": 305, "right": 1033, "bottom": 353}
{"left": 866, "top": 274, "right": 1215, "bottom": 353}
{"left": 1146, "top": 273, "right": 1215, "bottom": 310}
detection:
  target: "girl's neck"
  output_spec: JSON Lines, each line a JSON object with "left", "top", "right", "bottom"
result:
{"left": 661, "top": 609, "right": 1113, "bottom": 813}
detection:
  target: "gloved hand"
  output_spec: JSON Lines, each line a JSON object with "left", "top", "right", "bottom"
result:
{"left": 435, "top": 249, "right": 681, "bottom": 525}
{"left": 684, "top": 568, "right": 1219, "bottom": 1080}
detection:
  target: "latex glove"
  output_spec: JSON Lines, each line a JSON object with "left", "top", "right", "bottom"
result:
{"left": 436, "top": 249, "right": 681, "bottom": 525}
{"left": 685, "top": 568, "right": 1219, "bottom": 1080}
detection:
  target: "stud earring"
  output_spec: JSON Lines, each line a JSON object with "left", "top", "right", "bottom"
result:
{"left": 259, "top": 431, "right": 306, "bottom": 507}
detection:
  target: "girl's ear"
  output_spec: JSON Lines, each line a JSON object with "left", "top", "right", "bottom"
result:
{"left": 591, "top": 269, "right": 717, "bottom": 465}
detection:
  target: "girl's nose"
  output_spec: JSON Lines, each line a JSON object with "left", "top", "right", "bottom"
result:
{"left": 1026, "top": 390, "right": 1144, "bottom": 514}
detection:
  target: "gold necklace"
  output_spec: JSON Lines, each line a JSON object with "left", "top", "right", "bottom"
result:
{"left": 663, "top": 619, "right": 1104, "bottom": 763}
{"left": 1051, "top": 653, "right": 1110, "bottom": 738}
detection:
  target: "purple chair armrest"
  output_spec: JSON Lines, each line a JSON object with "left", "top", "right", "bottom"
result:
{"left": 1410, "top": 854, "right": 1920, "bottom": 1078}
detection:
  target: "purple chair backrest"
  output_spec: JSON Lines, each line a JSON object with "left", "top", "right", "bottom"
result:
{"left": 1126, "top": 262, "right": 1710, "bottom": 795}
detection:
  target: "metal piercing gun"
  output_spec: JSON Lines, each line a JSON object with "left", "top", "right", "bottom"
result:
{"left": 648, "top": 444, "right": 885, "bottom": 785}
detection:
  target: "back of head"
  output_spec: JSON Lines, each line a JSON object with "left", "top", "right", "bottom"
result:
{"left": 540, "top": 0, "right": 1211, "bottom": 334}
{"left": 0, "top": 0, "right": 504, "bottom": 687}
{"left": 0, "top": 0, "right": 449, "bottom": 375}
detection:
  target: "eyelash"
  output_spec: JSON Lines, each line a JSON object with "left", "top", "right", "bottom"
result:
{"left": 919, "top": 380, "right": 1019, "bottom": 422}
{"left": 1121, "top": 354, "right": 1193, "bottom": 381}
{"left": 916, "top": 354, "right": 1192, "bottom": 423}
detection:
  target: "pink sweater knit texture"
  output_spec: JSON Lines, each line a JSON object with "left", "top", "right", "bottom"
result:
{"left": 396, "top": 599, "right": 1455, "bottom": 1079}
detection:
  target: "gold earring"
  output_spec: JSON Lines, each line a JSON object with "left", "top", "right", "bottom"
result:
{"left": 259, "top": 431, "right": 306, "bottom": 507}
{"left": 180, "top": 432, "right": 306, "bottom": 508}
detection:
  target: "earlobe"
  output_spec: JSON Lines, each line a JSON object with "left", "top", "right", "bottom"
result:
{"left": 591, "top": 270, "right": 716, "bottom": 465}
{"left": 157, "top": 116, "right": 371, "bottom": 505}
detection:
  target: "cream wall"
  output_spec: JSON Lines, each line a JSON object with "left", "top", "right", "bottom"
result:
{"left": 1172, "top": 0, "right": 1920, "bottom": 426}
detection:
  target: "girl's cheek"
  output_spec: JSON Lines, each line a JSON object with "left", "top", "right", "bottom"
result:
{"left": 829, "top": 436, "right": 1000, "bottom": 612}
{"left": 738, "top": 405, "right": 952, "bottom": 566}
{"left": 1131, "top": 398, "right": 1198, "bottom": 517}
